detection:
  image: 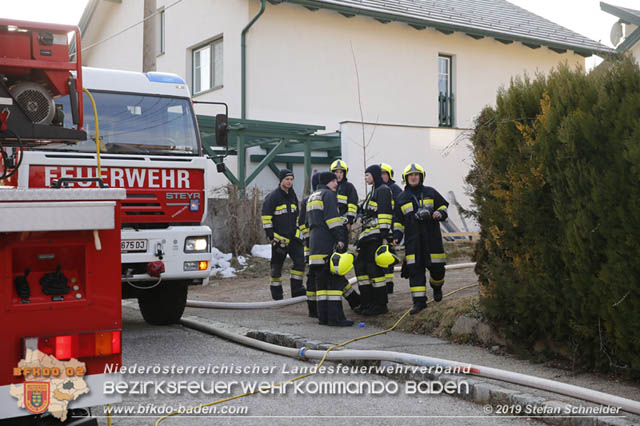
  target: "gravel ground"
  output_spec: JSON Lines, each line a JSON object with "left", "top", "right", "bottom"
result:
{"left": 186, "top": 262, "right": 640, "bottom": 425}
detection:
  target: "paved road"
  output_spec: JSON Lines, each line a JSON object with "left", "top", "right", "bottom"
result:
{"left": 96, "top": 306, "right": 544, "bottom": 426}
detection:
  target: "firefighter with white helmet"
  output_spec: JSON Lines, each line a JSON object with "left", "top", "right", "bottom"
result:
{"left": 330, "top": 159, "right": 358, "bottom": 233}
{"left": 380, "top": 163, "right": 402, "bottom": 294}
{"left": 393, "top": 163, "right": 449, "bottom": 314}
{"left": 307, "top": 171, "right": 354, "bottom": 326}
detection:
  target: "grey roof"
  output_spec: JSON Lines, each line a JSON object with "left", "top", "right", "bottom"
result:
{"left": 284, "top": 0, "right": 614, "bottom": 56}
{"left": 600, "top": 2, "right": 640, "bottom": 52}
{"left": 601, "top": 2, "right": 640, "bottom": 25}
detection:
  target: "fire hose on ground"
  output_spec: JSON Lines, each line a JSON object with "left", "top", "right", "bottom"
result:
{"left": 185, "top": 262, "right": 477, "bottom": 309}
{"left": 158, "top": 261, "right": 640, "bottom": 424}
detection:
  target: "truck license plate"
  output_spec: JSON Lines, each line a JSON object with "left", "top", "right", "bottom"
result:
{"left": 121, "top": 239, "right": 147, "bottom": 253}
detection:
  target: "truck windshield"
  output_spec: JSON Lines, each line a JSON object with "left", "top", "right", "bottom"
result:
{"left": 41, "top": 91, "right": 200, "bottom": 155}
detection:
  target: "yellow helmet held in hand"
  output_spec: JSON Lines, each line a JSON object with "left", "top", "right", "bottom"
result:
{"left": 329, "top": 251, "right": 355, "bottom": 276}
{"left": 380, "top": 163, "right": 394, "bottom": 180}
{"left": 402, "top": 163, "right": 426, "bottom": 185}
{"left": 375, "top": 245, "right": 399, "bottom": 268}
{"left": 330, "top": 159, "right": 348, "bottom": 174}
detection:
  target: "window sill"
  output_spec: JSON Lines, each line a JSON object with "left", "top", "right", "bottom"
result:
{"left": 156, "top": 52, "right": 165, "bottom": 58}
{"left": 193, "top": 85, "right": 224, "bottom": 97}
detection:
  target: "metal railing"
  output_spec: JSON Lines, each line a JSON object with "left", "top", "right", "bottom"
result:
{"left": 438, "top": 93, "right": 454, "bottom": 127}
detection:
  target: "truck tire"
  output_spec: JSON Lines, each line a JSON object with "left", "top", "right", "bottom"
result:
{"left": 138, "top": 281, "right": 188, "bottom": 325}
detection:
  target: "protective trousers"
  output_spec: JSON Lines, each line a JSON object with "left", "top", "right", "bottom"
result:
{"left": 407, "top": 240, "right": 445, "bottom": 304}
{"left": 385, "top": 265, "right": 394, "bottom": 294}
{"left": 313, "top": 264, "right": 349, "bottom": 325}
{"left": 270, "top": 238, "right": 305, "bottom": 300}
{"left": 305, "top": 267, "right": 317, "bottom": 317}
{"left": 354, "top": 240, "right": 388, "bottom": 309}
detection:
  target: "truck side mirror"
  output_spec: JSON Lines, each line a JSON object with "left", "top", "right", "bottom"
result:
{"left": 215, "top": 114, "right": 228, "bottom": 147}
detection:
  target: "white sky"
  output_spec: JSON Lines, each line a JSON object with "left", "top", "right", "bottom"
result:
{"left": 2, "top": 0, "right": 638, "bottom": 64}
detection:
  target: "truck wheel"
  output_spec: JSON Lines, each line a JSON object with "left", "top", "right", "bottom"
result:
{"left": 138, "top": 281, "right": 188, "bottom": 325}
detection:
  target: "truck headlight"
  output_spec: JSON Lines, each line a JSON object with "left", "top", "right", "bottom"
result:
{"left": 184, "top": 236, "right": 210, "bottom": 253}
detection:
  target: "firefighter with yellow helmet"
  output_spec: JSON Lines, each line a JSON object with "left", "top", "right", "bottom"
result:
{"left": 307, "top": 171, "right": 355, "bottom": 326}
{"left": 330, "top": 159, "right": 358, "bottom": 233}
{"left": 380, "top": 163, "right": 402, "bottom": 294}
{"left": 393, "top": 163, "right": 449, "bottom": 314}
{"left": 354, "top": 165, "right": 394, "bottom": 316}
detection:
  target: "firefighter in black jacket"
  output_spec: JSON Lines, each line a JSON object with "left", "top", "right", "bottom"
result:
{"left": 301, "top": 173, "right": 360, "bottom": 318}
{"left": 307, "top": 171, "right": 353, "bottom": 326}
{"left": 393, "top": 163, "right": 449, "bottom": 315}
{"left": 330, "top": 160, "right": 358, "bottom": 232}
{"left": 354, "top": 164, "right": 393, "bottom": 316}
{"left": 261, "top": 169, "right": 305, "bottom": 300}
{"left": 298, "top": 173, "right": 319, "bottom": 317}
{"left": 380, "top": 163, "right": 402, "bottom": 295}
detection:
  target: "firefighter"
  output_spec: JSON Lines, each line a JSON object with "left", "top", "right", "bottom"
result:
{"left": 301, "top": 172, "right": 360, "bottom": 317}
{"left": 330, "top": 160, "right": 358, "bottom": 233}
{"left": 261, "top": 169, "right": 305, "bottom": 300}
{"left": 307, "top": 171, "right": 354, "bottom": 326}
{"left": 298, "top": 173, "right": 320, "bottom": 317}
{"left": 354, "top": 165, "right": 393, "bottom": 316}
{"left": 393, "top": 163, "right": 449, "bottom": 315}
{"left": 380, "top": 163, "right": 402, "bottom": 294}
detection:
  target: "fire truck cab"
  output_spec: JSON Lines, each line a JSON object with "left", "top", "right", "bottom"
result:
{"left": 8, "top": 67, "right": 213, "bottom": 325}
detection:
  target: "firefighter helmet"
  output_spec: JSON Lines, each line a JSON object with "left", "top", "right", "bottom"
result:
{"left": 330, "top": 159, "right": 348, "bottom": 174}
{"left": 329, "top": 251, "right": 355, "bottom": 276}
{"left": 402, "top": 163, "right": 426, "bottom": 185}
{"left": 380, "top": 163, "right": 394, "bottom": 180}
{"left": 375, "top": 245, "right": 399, "bottom": 268}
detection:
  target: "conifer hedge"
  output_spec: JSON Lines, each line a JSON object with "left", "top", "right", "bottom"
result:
{"left": 467, "top": 57, "right": 640, "bottom": 374}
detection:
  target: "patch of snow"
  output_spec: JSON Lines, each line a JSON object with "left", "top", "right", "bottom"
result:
{"left": 210, "top": 247, "right": 236, "bottom": 278}
{"left": 237, "top": 256, "right": 248, "bottom": 266}
{"left": 251, "top": 244, "right": 272, "bottom": 260}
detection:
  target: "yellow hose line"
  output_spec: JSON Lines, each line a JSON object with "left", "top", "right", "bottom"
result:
{"left": 82, "top": 88, "right": 101, "bottom": 178}
{"left": 154, "top": 282, "right": 479, "bottom": 425}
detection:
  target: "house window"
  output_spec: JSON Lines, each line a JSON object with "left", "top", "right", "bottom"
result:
{"left": 438, "top": 55, "right": 454, "bottom": 127}
{"left": 192, "top": 38, "right": 223, "bottom": 95}
{"left": 156, "top": 9, "right": 165, "bottom": 55}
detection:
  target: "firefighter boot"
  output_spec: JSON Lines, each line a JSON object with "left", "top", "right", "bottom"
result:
{"left": 410, "top": 301, "right": 427, "bottom": 315}
{"left": 291, "top": 280, "right": 306, "bottom": 298}
{"left": 431, "top": 283, "right": 443, "bottom": 302}
{"left": 344, "top": 289, "right": 361, "bottom": 312}
{"left": 307, "top": 299, "right": 318, "bottom": 318}
{"left": 362, "top": 304, "right": 388, "bottom": 316}
{"left": 327, "top": 301, "right": 353, "bottom": 327}
{"left": 355, "top": 281, "right": 372, "bottom": 314}
{"left": 317, "top": 298, "right": 328, "bottom": 325}
{"left": 270, "top": 281, "right": 283, "bottom": 301}
{"left": 386, "top": 281, "right": 394, "bottom": 294}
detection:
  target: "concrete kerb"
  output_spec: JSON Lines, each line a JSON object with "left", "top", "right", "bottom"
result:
{"left": 124, "top": 303, "right": 636, "bottom": 426}
{"left": 224, "top": 319, "right": 635, "bottom": 426}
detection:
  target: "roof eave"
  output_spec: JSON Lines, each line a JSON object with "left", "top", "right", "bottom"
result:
{"left": 78, "top": 0, "right": 101, "bottom": 35}
{"left": 600, "top": 2, "right": 640, "bottom": 26}
{"left": 284, "top": 0, "right": 615, "bottom": 57}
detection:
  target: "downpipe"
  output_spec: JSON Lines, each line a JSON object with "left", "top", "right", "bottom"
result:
{"left": 180, "top": 315, "right": 640, "bottom": 416}
{"left": 186, "top": 262, "right": 476, "bottom": 309}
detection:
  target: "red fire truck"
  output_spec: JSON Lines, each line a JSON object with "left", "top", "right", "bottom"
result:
{"left": 0, "top": 19, "right": 125, "bottom": 425}
{"left": 3, "top": 66, "right": 214, "bottom": 326}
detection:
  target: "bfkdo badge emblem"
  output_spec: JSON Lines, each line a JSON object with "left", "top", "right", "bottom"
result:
{"left": 24, "top": 382, "right": 50, "bottom": 414}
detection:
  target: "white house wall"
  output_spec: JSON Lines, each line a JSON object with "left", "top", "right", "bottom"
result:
{"left": 340, "top": 122, "right": 475, "bottom": 226}
{"left": 81, "top": 0, "right": 143, "bottom": 71}
{"left": 156, "top": 0, "right": 248, "bottom": 119}
{"left": 631, "top": 43, "right": 640, "bottom": 64}
{"left": 80, "top": 0, "right": 587, "bottom": 197}
{"left": 246, "top": 2, "right": 585, "bottom": 132}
